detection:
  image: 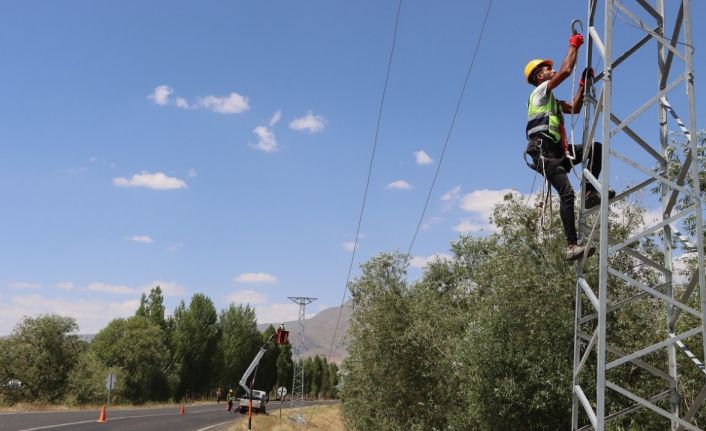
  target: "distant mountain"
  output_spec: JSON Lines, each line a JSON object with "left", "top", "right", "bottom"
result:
{"left": 258, "top": 302, "right": 351, "bottom": 363}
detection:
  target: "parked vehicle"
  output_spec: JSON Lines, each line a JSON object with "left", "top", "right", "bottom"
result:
{"left": 239, "top": 389, "right": 267, "bottom": 414}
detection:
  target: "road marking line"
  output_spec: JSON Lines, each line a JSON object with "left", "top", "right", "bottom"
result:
{"left": 16, "top": 419, "right": 96, "bottom": 431}
{"left": 16, "top": 412, "right": 175, "bottom": 431}
{"left": 195, "top": 420, "right": 232, "bottom": 431}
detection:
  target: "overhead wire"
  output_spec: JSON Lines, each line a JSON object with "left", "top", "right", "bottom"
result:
{"left": 324, "top": 0, "right": 403, "bottom": 362}
{"left": 305, "top": 0, "right": 405, "bottom": 427}
{"left": 406, "top": 0, "right": 494, "bottom": 258}
{"left": 387, "top": 0, "right": 496, "bottom": 409}
{"left": 312, "top": 0, "right": 496, "bottom": 426}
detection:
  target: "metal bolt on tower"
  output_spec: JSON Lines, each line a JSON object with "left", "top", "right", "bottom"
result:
{"left": 572, "top": 0, "right": 704, "bottom": 429}
{"left": 288, "top": 296, "right": 316, "bottom": 424}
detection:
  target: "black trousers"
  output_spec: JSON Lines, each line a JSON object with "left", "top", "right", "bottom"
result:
{"left": 525, "top": 137, "right": 603, "bottom": 245}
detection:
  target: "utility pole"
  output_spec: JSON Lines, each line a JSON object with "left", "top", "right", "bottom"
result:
{"left": 288, "top": 296, "right": 317, "bottom": 424}
{"left": 572, "top": 1, "right": 704, "bottom": 430}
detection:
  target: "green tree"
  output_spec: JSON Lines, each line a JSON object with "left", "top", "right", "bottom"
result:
{"left": 91, "top": 316, "right": 169, "bottom": 403}
{"left": 173, "top": 294, "right": 220, "bottom": 398}
{"left": 303, "top": 357, "right": 314, "bottom": 398}
{"left": 136, "top": 286, "right": 167, "bottom": 332}
{"left": 340, "top": 194, "right": 683, "bottom": 430}
{"left": 217, "top": 303, "right": 260, "bottom": 393}
{"left": 65, "top": 349, "right": 112, "bottom": 405}
{"left": 340, "top": 252, "right": 429, "bottom": 430}
{"left": 276, "top": 343, "right": 294, "bottom": 393}
{"left": 327, "top": 362, "right": 339, "bottom": 398}
{"left": 0, "top": 315, "right": 82, "bottom": 404}
{"left": 310, "top": 355, "right": 324, "bottom": 399}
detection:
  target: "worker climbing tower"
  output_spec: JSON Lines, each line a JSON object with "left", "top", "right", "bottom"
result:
{"left": 572, "top": 0, "right": 704, "bottom": 429}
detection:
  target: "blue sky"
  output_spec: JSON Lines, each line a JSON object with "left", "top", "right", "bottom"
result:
{"left": 1, "top": 1, "right": 705, "bottom": 334}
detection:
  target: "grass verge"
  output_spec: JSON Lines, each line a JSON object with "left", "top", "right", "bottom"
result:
{"left": 228, "top": 404, "right": 343, "bottom": 431}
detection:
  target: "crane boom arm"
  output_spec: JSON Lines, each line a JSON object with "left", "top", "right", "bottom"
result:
{"left": 239, "top": 347, "right": 266, "bottom": 396}
{"left": 238, "top": 332, "right": 276, "bottom": 396}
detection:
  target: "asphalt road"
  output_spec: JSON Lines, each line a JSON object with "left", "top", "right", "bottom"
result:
{"left": 0, "top": 401, "right": 337, "bottom": 431}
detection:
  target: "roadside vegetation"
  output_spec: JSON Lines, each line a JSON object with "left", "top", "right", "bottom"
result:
{"left": 0, "top": 294, "right": 338, "bottom": 407}
{"left": 339, "top": 131, "right": 706, "bottom": 431}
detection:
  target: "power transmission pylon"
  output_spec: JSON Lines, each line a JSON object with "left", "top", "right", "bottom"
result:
{"left": 288, "top": 296, "right": 317, "bottom": 424}
{"left": 572, "top": 1, "right": 704, "bottom": 430}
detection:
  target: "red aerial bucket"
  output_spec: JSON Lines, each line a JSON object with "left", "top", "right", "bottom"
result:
{"left": 275, "top": 329, "right": 289, "bottom": 345}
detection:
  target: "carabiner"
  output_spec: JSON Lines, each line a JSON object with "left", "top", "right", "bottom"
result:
{"left": 571, "top": 19, "right": 583, "bottom": 35}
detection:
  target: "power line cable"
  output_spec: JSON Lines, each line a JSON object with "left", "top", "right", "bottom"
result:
{"left": 406, "top": 0, "right": 493, "bottom": 258}
{"left": 306, "top": 2, "right": 405, "bottom": 427}
{"left": 326, "top": 0, "right": 404, "bottom": 360}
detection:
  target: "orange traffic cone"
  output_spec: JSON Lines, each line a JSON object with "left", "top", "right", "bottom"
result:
{"left": 179, "top": 405, "right": 185, "bottom": 416}
{"left": 97, "top": 405, "right": 107, "bottom": 423}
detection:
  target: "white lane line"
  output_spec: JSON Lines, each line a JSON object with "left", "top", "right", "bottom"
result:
{"left": 195, "top": 420, "right": 232, "bottom": 431}
{"left": 15, "top": 419, "right": 96, "bottom": 431}
{"left": 16, "top": 412, "right": 176, "bottom": 431}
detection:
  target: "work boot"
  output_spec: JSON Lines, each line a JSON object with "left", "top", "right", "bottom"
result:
{"left": 565, "top": 244, "right": 596, "bottom": 261}
{"left": 585, "top": 189, "right": 616, "bottom": 209}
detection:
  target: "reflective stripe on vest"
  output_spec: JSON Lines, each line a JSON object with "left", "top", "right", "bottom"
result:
{"left": 526, "top": 89, "right": 563, "bottom": 142}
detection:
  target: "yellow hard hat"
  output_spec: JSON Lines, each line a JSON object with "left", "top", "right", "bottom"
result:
{"left": 524, "top": 59, "right": 553, "bottom": 84}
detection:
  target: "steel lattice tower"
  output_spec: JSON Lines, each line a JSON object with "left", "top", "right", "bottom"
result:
{"left": 572, "top": 0, "right": 704, "bottom": 429}
{"left": 288, "top": 296, "right": 316, "bottom": 424}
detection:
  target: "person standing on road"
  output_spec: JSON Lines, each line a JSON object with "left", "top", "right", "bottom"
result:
{"left": 216, "top": 387, "right": 222, "bottom": 403}
{"left": 227, "top": 389, "right": 235, "bottom": 412}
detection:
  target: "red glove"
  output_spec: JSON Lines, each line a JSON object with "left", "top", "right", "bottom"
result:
{"left": 579, "top": 67, "right": 594, "bottom": 87}
{"left": 570, "top": 33, "right": 584, "bottom": 48}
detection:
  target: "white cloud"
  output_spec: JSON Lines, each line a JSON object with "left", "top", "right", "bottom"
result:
{"left": 251, "top": 126, "right": 278, "bottom": 153}
{"left": 269, "top": 110, "right": 282, "bottom": 126}
{"left": 175, "top": 97, "right": 189, "bottom": 109}
{"left": 289, "top": 111, "right": 326, "bottom": 133}
{"left": 126, "top": 235, "right": 153, "bottom": 244}
{"left": 254, "top": 303, "right": 301, "bottom": 325}
{"left": 9, "top": 282, "right": 41, "bottom": 290}
{"left": 0, "top": 294, "right": 139, "bottom": 336}
{"left": 187, "top": 168, "right": 198, "bottom": 178}
{"left": 415, "top": 150, "right": 433, "bottom": 165}
{"left": 421, "top": 216, "right": 444, "bottom": 231}
{"left": 409, "top": 253, "right": 452, "bottom": 269}
{"left": 234, "top": 272, "right": 278, "bottom": 284}
{"left": 641, "top": 207, "right": 663, "bottom": 228}
{"left": 387, "top": 180, "right": 413, "bottom": 190}
{"left": 196, "top": 92, "right": 250, "bottom": 114}
{"left": 460, "top": 188, "right": 518, "bottom": 220}
{"left": 441, "top": 186, "right": 462, "bottom": 202}
{"left": 149, "top": 86, "right": 249, "bottom": 114}
{"left": 227, "top": 289, "right": 268, "bottom": 305}
{"left": 453, "top": 219, "right": 489, "bottom": 234}
{"left": 342, "top": 233, "right": 364, "bottom": 252}
{"left": 148, "top": 85, "right": 173, "bottom": 106}
{"left": 113, "top": 171, "right": 187, "bottom": 190}
{"left": 672, "top": 252, "right": 697, "bottom": 284}
{"left": 169, "top": 242, "right": 185, "bottom": 252}
{"left": 139, "top": 281, "right": 185, "bottom": 297}
{"left": 88, "top": 282, "right": 134, "bottom": 295}
{"left": 56, "top": 282, "right": 74, "bottom": 291}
